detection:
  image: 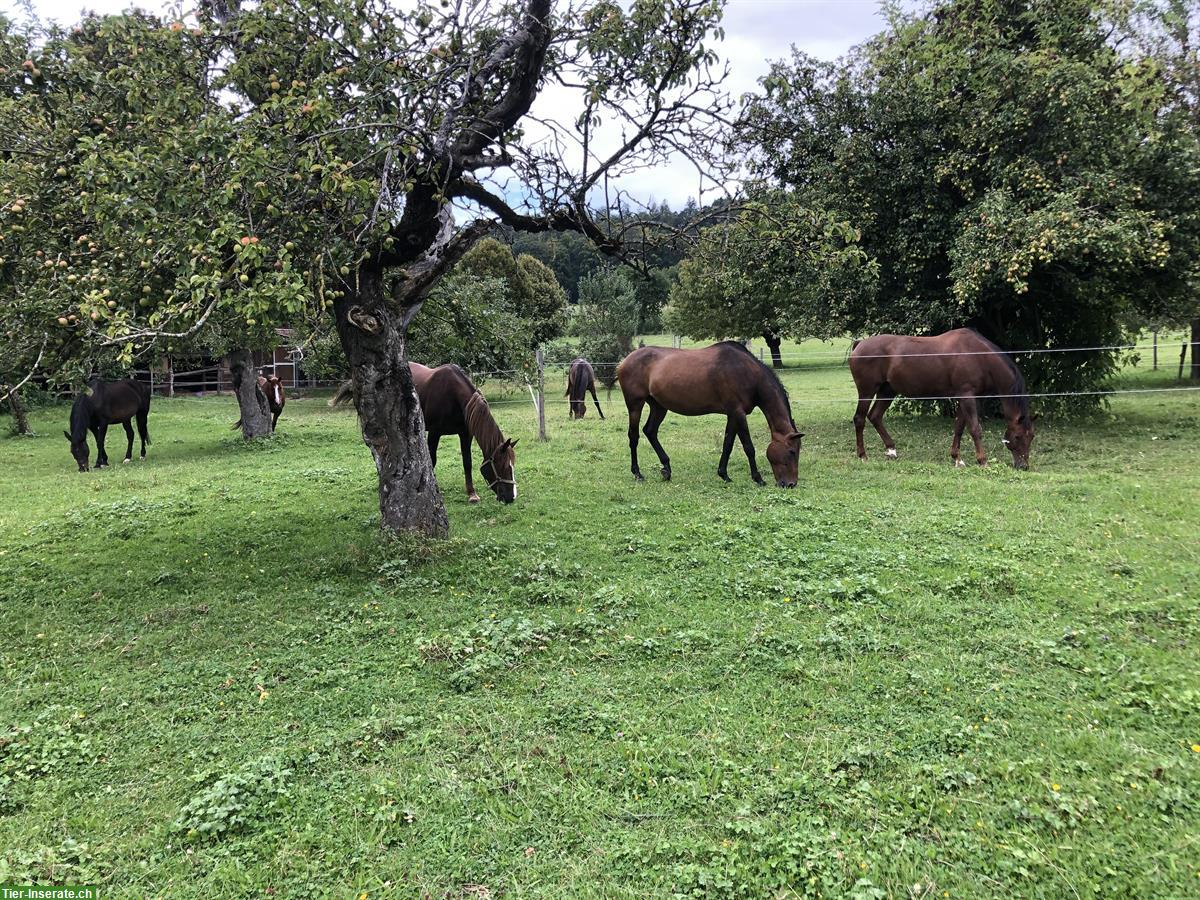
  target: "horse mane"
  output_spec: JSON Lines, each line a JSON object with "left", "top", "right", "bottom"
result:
{"left": 464, "top": 389, "right": 506, "bottom": 455}
{"left": 968, "top": 329, "right": 1030, "bottom": 418}
{"left": 715, "top": 341, "right": 796, "bottom": 429}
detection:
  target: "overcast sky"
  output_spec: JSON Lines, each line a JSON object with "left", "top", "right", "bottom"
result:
{"left": 3, "top": 0, "right": 897, "bottom": 207}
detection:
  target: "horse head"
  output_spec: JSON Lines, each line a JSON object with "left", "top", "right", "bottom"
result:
{"left": 1002, "top": 413, "right": 1037, "bottom": 470}
{"left": 64, "top": 430, "right": 89, "bottom": 471}
{"left": 766, "top": 431, "right": 804, "bottom": 488}
{"left": 481, "top": 437, "right": 518, "bottom": 504}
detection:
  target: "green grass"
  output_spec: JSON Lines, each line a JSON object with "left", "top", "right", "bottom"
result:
{"left": 1, "top": 348, "right": 1198, "bottom": 898}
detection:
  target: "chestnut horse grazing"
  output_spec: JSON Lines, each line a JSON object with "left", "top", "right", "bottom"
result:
{"left": 412, "top": 363, "right": 517, "bottom": 504}
{"left": 64, "top": 378, "right": 151, "bottom": 471}
{"left": 849, "top": 328, "right": 1035, "bottom": 469}
{"left": 617, "top": 341, "right": 804, "bottom": 486}
{"left": 566, "top": 358, "right": 605, "bottom": 419}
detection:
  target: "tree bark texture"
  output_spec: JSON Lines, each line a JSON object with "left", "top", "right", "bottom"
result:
{"left": 6, "top": 391, "right": 31, "bottom": 435}
{"left": 334, "top": 269, "right": 448, "bottom": 537}
{"left": 1191, "top": 316, "right": 1199, "bottom": 381}
{"left": 227, "top": 348, "right": 272, "bottom": 439}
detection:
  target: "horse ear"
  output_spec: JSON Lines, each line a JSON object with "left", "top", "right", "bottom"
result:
{"left": 509, "top": 438, "right": 519, "bottom": 448}
{"left": 1031, "top": 412, "right": 1041, "bottom": 422}
{"left": 789, "top": 431, "right": 804, "bottom": 442}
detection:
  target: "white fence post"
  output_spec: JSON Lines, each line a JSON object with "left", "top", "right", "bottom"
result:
{"left": 536, "top": 347, "right": 547, "bottom": 441}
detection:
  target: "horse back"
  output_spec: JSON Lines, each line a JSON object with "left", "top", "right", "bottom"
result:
{"left": 412, "top": 362, "right": 472, "bottom": 435}
{"left": 851, "top": 330, "right": 1010, "bottom": 395}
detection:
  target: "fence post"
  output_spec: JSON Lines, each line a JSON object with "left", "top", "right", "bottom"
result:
{"left": 1180, "top": 342, "right": 1187, "bottom": 380}
{"left": 536, "top": 347, "right": 547, "bottom": 441}
{"left": 1152, "top": 330, "right": 1158, "bottom": 371}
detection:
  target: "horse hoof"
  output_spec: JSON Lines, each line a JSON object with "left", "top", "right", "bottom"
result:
{"left": 122, "top": 458, "right": 131, "bottom": 465}
{"left": 468, "top": 494, "right": 481, "bottom": 504}
{"left": 954, "top": 459, "right": 966, "bottom": 468}
{"left": 633, "top": 473, "right": 645, "bottom": 482}
{"left": 718, "top": 473, "right": 731, "bottom": 483}
{"left": 661, "top": 468, "right": 671, "bottom": 481}
{"left": 885, "top": 448, "right": 898, "bottom": 460}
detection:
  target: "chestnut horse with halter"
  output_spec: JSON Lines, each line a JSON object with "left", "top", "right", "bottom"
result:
{"left": 566, "top": 357, "right": 605, "bottom": 419}
{"left": 65, "top": 378, "right": 151, "bottom": 471}
{"left": 232, "top": 371, "right": 286, "bottom": 433}
{"left": 849, "top": 328, "right": 1035, "bottom": 468}
{"left": 617, "top": 341, "right": 803, "bottom": 487}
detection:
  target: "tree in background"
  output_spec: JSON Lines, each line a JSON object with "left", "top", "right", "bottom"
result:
{"left": 739, "top": 0, "right": 1200, "bottom": 395}
{"left": 1124, "top": 0, "right": 1200, "bottom": 379}
{"left": 1, "top": 0, "right": 731, "bottom": 535}
{"left": 664, "top": 194, "right": 874, "bottom": 366}
{"left": 568, "top": 267, "right": 642, "bottom": 387}
{"left": 456, "top": 238, "right": 568, "bottom": 348}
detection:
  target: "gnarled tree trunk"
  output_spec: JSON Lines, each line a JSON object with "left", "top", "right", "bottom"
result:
{"left": 5, "top": 390, "right": 31, "bottom": 436}
{"left": 227, "top": 348, "right": 272, "bottom": 439}
{"left": 763, "top": 331, "right": 784, "bottom": 369}
{"left": 1191, "top": 317, "right": 1199, "bottom": 381}
{"left": 334, "top": 268, "right": 448, "bottom": 537}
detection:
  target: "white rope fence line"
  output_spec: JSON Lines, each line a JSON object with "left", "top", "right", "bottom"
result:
{"left": 449, "top": 384, "right": 1200, "bottom": 408}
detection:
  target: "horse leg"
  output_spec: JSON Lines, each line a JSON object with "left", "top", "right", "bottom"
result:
{"left": 960, "top": 396, "right": 987, "bottom": 466}
{"left": 950, "top": 406, "right": 967, "bottom": 468}
{"left": 642, "top": 399, "right": 671, "bottom": 480}
{"left": 121, "top": 420, "right": 135, "bottom": 463}
{"left": 136, "top": 409, "right": 149, "bottom": 459}
{"left": 271, "top": 408, "right": 280, "bottom": 432}
{"left": 460, "top": 431, "right": 480, "bottom": 503}
{"left": 626, "top": 398, "right": 646, "bottom": 481}
{"left": 591, "top": 384, "right": 605, "bottom": 420}
{"left": 93, "top": 424, "right": 109, "bottom": 468}
{"left": 733, "top": 412, "right": 764, "bottom": 485}
{"left": 717, "top": 418, "right": 737, "bottom": 482}
{"left": 867, "top": 389, "right": 898, "bottom": 459}
{"left": 853, "top": 395, "right": 872, "bottom": 460}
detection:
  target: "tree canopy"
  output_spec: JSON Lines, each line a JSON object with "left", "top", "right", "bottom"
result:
{"left": 1, "top": 0, "right": 732, "bottom": 534}
{"left": 737, "top": 0, "right": 1200, "bottom": 392}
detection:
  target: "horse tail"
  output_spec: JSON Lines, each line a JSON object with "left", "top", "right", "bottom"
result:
{"left": 328, "top": 380, "right": 355, "bottom": 407}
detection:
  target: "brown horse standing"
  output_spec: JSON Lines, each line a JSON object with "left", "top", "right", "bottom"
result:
{"left": 64, "top": 378, "right": 151, "bottom": 471}
{"left": 616, "top": 341, "right": 804, "bottom": 486}
{"left": 566, "top": 358, "right": 604, "bottom": 419}
{"left": 849, "top": 328, "right": 1035, "bottom": 468}
{"left": 411, "top": 363, "right": 518, "bottom": 503}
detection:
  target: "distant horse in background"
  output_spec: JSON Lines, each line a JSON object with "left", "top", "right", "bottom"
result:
{"left": 64, "top": 378, "right": 151, "bottom": 471}
{"left": 331, "top": 365, "right": 518, "bottom": 503}
{"left": 232, "top": 372, "right": 286, "bottom": 433}
{"left": 566, "top": 358, "right": 604, "bottom": 419}
{"left": 849, "top": 328, "right": 1035, "bottom": 468}
{"left": 616, "top": 341, "right": 803, "bottom": 486}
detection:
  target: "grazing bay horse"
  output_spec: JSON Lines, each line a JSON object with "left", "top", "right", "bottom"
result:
{"left": 616, "top": 341, "right": 804, "bottom": 486}
{"left": 232, "top": 372, "right": 286, "bottom": 433}
{"left": 64, "top": 378, "right": 151, "bottom": 471}
{"left": 331, "top": 366, "right": 516, "bottom": 502}
{"left": 412, "top": 363, "right": 518, "bottom": 504}
{"left": 566, "top": 358, "right": 605, "bottom": 419}
{"left": 849, "top": 328, "right": 1035, "bottom": 468}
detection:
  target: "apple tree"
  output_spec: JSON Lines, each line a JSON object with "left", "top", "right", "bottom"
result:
{"left": 1, "top": 0, "right": 731, "bottom": 535}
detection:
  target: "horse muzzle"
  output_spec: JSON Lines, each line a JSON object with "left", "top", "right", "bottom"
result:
{"left": 777, "top": 479, "right": 797, "bottom": 489}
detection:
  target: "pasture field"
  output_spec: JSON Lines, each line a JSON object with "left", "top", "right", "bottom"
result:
{"left": 1, "top": 343, "right": 1198, "bottom": 898}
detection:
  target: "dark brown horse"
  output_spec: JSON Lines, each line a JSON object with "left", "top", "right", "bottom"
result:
{"left": 412, "top": 363, "right": 518, "bottom": 503}
{"left": 566, "top": 357, "right": 604, "bottom": 420}
{"left": 64, "top": 378, "right": 151, "bottom": 471}
{"left": 330, "top": 367, "right": 517, "bottom": 502}
{"left": 232, "top": 372, "right": 286, "bottom": 433}
{"left": 849, "top": 328, "right": 1035, "bottom": 468}
{"left": 616, "top": 341, "right": 804, "bottom": 486}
